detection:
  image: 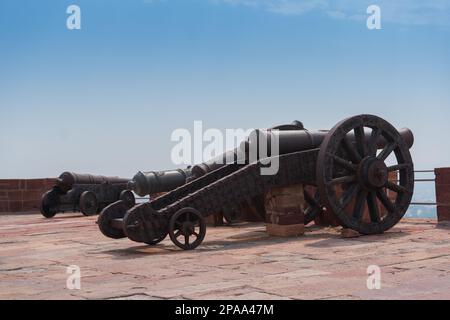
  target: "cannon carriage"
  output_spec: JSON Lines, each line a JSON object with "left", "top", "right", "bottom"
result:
{"left": 40, "top": 172, "right": 135, "bottom": 218}
{"left": 97, "top": 114, "right": 414, "bottom": 250}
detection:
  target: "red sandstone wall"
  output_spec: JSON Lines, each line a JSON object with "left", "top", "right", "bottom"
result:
{"left": 0, "top": 179, "right": 56, "bottom": 213}
{"left": 435, "top": 167, "right": 450, "bottom": 222}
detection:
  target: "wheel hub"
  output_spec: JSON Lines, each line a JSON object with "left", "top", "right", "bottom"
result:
{"left": 181, "top": 222, "right": 195, "bottom": 236}
{"left": 359, "top": 157, "right": 388, "bottom": 189}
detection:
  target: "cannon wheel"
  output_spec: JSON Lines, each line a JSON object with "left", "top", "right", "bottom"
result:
{"left": 316, "top": 114, "right": 414, "bottom": 234}
{"left": 144, "top": 231, "right": 168, "bottom": 245}
{"left": 97, "top": 201, "right": 127, "bottom": 239}
{"left": 79, "top": 191, "right": 99, "bottom": 216}
{"left": 169, "top": 208, "right": 206, "bottom": 250}
{"left": 40, "top": 190, "right": 60, "bottom": 218}
{"left": 119, "top": 190, "right": 135, "bottom": 209}
{"left": 123, "top": 209, "right": 169, "bottom": 245}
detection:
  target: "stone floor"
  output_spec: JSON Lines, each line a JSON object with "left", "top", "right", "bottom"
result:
{"left": 0, "top": 212, "right": 449, "bottom": 300}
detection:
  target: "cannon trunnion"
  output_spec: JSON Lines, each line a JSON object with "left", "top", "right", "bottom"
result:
{"left": 40, "top": 172, "right": 135, "bottom": 218}
{"left": 98, "top": 114, "right": 415, "bottom": 250}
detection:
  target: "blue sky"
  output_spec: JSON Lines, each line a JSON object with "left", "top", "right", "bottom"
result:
{"left": 0, "top": 0, "right": 449, "bottom": 179}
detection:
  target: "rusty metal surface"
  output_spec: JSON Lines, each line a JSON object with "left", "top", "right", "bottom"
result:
{"left": 98, "top": 114, "right": 415, "bottom": 250}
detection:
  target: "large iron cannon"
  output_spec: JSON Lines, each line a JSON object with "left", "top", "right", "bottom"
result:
{"left": 98, "top": 114, "right": 415, "bottom": 250}
{"left": 40, "top": 172, "right": 135, "bottom": 218}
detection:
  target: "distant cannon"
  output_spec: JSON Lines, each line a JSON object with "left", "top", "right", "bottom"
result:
{"left": 40, "top": 172, "right": 135, "bottom": 218}
{"left": 98, "top": 114, "right": 415, "bottom": 250}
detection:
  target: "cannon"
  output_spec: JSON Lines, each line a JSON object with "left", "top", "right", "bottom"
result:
{"left": 40, "top": 172, "right": 135, "bottom": 218}
{"left": 97, "top": 114, "right": 415, "bottom": 250}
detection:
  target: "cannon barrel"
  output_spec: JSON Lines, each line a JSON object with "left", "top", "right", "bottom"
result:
{"left": 191, "top": 148, "right": 244, "bottom": 179}
{"left": 249, "top": 127, "right": 414, "bottom": 155}
{"left": 191, "top": 120, "right": 305, "bottom": 178}
{"left": 57, "top": 172, "right": 129, "bottom": 193}
{"left": 192, "top": 127, "right": 414, "bottom": 179}
{"left": 127, "top": 168, "right": 192, "bottom": 197}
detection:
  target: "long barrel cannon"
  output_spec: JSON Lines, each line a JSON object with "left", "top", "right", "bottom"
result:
{"left": 245, "top": 127, "right": 413, "bottom": 155}
{"left": 98, "top": 114, "right": 415, "bottom": 251}
{"left": 41, "top": 172, "right": 135, "bottom": 218}
{"left": 191, "top": 127, "right": 414, "bottom": 178}
{"left": 56, "top": 172, "right": 130, "bottom": 193}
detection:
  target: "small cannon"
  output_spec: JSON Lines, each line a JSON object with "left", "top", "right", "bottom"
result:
{"left": 40, "top": 172, "right": 135, "bottom": 218}
{"left": 98, "top": 114, "right": 415, "bottom": 250}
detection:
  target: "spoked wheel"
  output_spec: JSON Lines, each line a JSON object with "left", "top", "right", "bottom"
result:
{"left": 169, "top": 208, "right": 206, "bottom": 250}
{"left": 40, "top": 190, "right": 60, "bottom": 218}
{"left": 79, "top": 191, "right": 99, "bottom": 216}
{"left": 303, "top": 186, "right": 324, "bottom": 225}
{"left": 316, "top": 114, "right": 414, "bottom": 235}
{"left": 119, "top": 190, "right": 136, "bottom": 209}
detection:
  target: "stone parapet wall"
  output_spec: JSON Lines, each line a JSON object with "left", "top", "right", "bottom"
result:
{"left": 0, "top": 179, "right": 56, "bottom": 213}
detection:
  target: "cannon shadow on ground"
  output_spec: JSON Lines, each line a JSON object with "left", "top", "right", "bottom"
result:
{"left": 99, "top": 223, "right": 412, "bottom": 259}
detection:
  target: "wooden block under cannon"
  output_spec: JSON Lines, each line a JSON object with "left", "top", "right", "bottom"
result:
{"left": 265, "top": 184, "right": 305, "bottom": 237}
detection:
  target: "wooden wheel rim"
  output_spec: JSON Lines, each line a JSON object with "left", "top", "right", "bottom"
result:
{"left": 316, "top": 114, "right": 414, "bottom": 234}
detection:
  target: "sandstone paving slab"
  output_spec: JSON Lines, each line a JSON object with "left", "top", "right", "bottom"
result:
{"left": 0, "top": 213, "right": 449, "bottom": 300}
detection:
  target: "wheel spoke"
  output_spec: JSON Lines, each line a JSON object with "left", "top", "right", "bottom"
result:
{"left": 184, "top": 235, "right": 190, "bottom": 245}
{"left": 378, "top": 141, "right": 397, "bottom": 161}
{"left": 376, "top": 189, "right": 395, "bottom": 213}
{"left": 367, "top": 192, "right": 380, "bottom": 222}
{"left": 174, "top": 230, "right": 182, "bottom": 238}
{"left": 329, "top": 175, "right": 356, "bottom": 185}
{"left": 352, "top": 189, "right": 368, "bottom": 220}
{"left": 354, "top": 125, "right": 368, "bottom": 158}
{"left": 330, "top": 153, "right": 357, "bottom": 172}
{"left": 385, "top": 181, "right": 411, "bottom": 194}
{"left": 342, "top": 137, "right": 362, "bottom": 163}
{"left": 192, "top": 231, "right": 199, "bottom": 237}
{"left": 367, "top": 127, "right": 381, "bottom": 156}
{"left": 339, "top": 184, "right": 360, "bottom": 209}
{"left": 185, "top": 211, "right": 190, "bottom": 222}
{"left": 388, "top": 163, "right": 411, "bottom": 172}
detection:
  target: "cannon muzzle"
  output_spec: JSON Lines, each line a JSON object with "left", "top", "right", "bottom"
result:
{"left": 128, "top": 168, "right": 192, "bottom": 197}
